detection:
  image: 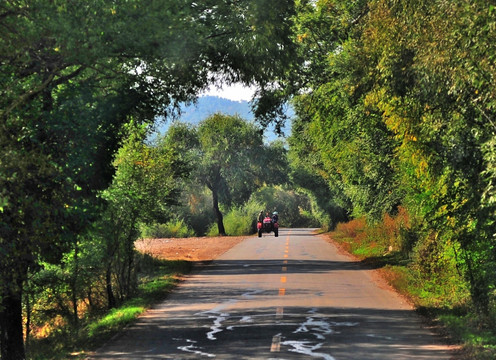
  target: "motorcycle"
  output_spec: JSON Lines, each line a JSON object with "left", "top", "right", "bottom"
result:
{"left": 257, "top": 216, "right": 279, "bottom": 237}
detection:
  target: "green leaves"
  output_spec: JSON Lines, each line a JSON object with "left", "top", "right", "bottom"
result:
{"left": 161, "top": 114, "right": 289, "bottom": 235}
{"left": 282, "top": 0, "right": 496, "bottom": 313}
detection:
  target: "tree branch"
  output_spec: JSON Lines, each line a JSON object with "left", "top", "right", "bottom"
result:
{"left": 1, "top": 65, "right": 85, "bottom": 121}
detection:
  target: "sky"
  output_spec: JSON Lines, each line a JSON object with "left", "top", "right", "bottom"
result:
{"left": 201, "top": 82, "right": 257, "bottom": 102}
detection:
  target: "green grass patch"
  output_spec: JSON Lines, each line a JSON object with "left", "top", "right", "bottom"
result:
{"left": 87, "top": 306, "right": 144, "bottom": 338}
{"left": 83, "top": 259, "right": 192, "bottom": 348}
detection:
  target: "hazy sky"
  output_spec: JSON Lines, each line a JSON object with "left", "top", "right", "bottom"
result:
{"left": 202, "top": 82, "right": 256, "bottom": 102}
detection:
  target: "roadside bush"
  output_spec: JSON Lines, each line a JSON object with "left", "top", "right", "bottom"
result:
{"left": 250, "top": 185, "right": 321, "bottom": 227}
{"left": 223, "top": 207, "right": 255, "bottom": 236}
{"left": 206, "top": 200, "right": 263, "bottom": 236}
{"left": 206, "top": 223, "right": 220, "bottom": 237}
{"left": 141, "top": 219, "right": 195, "bottom": 238}
{"left": 331, "top": 209, "right": 471, "bottom": 309}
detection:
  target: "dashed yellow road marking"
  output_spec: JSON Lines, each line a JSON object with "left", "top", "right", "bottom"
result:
{"left": 270, "top": 334, "right": 281, "bottom": 352}
{"left": 279, "top": 288, "right": 285, "bottom": 296}
{"left": 284, "top": 254, "right": 288, "bottom": 258}
{"left": 283, "top": 260, "right": 288, "bottom": 264}
{"left": 282, "top": 266, "right": 287, "bottom": 272}
{"left": 280, "top": 276, "right": 287, "bottom": 283}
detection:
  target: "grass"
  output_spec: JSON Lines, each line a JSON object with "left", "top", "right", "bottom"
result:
{"left": 140, "top": 220, "right": 195, "bottom": 238}
{"left": 84, "top": 259, "right": 191, "bottom": 344}
{"left": 328, "top": 214, "right": 496, "bottom": 359}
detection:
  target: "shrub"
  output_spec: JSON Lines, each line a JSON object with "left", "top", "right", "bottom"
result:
{"left": 223, "top": 207, "right": 254, "bottom": 236}
{"left": 206, "top": 222, "right": 219, "bottom": 237}
{"left": 141, "top": 219, "right": 195, "bottom": 238}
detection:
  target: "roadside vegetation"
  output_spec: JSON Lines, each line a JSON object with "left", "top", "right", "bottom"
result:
{"left": 329, "top": 212, "right": 495, "bottom": 359}
{"left": 25, "top": 256, "right": 191, "bottom": 359}
{"left": 274, "top": 1, "right": 496, "bottom": 358}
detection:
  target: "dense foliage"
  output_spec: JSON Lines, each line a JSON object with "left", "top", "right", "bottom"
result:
{"left": 0, "top": 1, "right": 297, "bottom": 358}
{"left": 281, "top": 0, "right": 496, "bottom": 319}
{"left": 160, "top": 114, "right": 289, "bottom": 235}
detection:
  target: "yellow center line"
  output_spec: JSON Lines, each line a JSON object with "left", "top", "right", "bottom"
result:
{"left": 279, "top": 288, "right": 285, "bottom": 296}
{"left": 280, "top": 276, "right": 286, "bottom": 283}
{"left": 282, "top": 266, "right": 287, "bottom": 272}
{"left": 270, "top": 334, "right": 281, "bottom": 352}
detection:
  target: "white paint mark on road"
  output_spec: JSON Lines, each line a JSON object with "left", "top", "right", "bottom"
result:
{"left": 241, "top": 289, "right": 264, "bottom": 299}
{"left": 240, "top": 316, "right": 254, "bottom": 323}
{"left": 366, "top": 334, "right": 393, "bottom": 340}
{"left": 176, "top": 339, "right": 216, "bottom": 358}
{"left": 294, "top": 317, "right": 334, "bottom": 340}
{"left": 294, "top": 310, "right": 359, "bottom": 340}
{"left": 280, "top": 340, "right": 335, "bottom": 360}
{"left": 206, "top": 313, "right": 228, "bottom": 340}
{"left": 200, "top": 289, "right": 265, "bottom": 341}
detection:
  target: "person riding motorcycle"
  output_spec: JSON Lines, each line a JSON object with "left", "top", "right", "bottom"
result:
{"left": 272, "top": 211, "right": 279, "bottom": 224}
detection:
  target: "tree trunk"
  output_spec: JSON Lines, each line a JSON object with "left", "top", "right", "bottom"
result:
{"left": 70, "top": 240, "right": 79, "bottom": 329}
{"left": 0, "top": 282, "right": 26, "bottom": 360}
{"left": 24, "top": 288, "right": 32, "bottom": 352}
{"left": 105, "top": 267, "right": 116, "bottom": 309}
{"left": 212, "top": 187, "right": 226, "bottom": 236}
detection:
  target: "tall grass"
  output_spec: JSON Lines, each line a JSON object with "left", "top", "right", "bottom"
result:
{"left": 331, "top": 208, "right": 470, "bottom": 306}
{"left": 141, "top": 219, "right": 195, "bottom": 238}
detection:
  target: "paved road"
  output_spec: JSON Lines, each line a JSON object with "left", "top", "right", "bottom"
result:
{"left": 91, "top": 228, "right": 455, "bottom": 359}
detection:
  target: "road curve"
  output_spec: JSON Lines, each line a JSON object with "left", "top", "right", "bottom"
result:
{"left": 90, "top": 228, "right": 456, "bottom": 359}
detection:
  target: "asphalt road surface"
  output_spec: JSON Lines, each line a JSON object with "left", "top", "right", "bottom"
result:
{"left": 90, "top": 228, "right": 455, "bottom": 359}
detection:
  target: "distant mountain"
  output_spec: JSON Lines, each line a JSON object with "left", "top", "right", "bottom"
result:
{"left": 152, "top": 96, "right": 291, "bottom": 142}
{"left": 179, "top": 96, "right": 254, "bottom": 124}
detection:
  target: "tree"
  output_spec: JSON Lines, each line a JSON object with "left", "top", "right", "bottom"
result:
{"left": 98, "top": 122, "right": 189, "bottom": 309}
{"left": 196, "top": 114, "right": 288, "bottom": 235}
{"left": 166, "top": 114, "right": 288, "bottom": 235}
{"left": 0, "top": 0, "right": 298, "bottom": 357}
{"left": 279, "top": 0, "right": 496, "bottom": 314}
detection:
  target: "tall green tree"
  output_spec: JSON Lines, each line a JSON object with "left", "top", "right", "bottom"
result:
{"left": 359, "top": 0, "right": 496, "bottom": 314}
{"left": 98, "top": 122, "right": 188, "bottom": 309}
{"left": 0, "top": 0, "right": 297, "bottom": 358}
{"left": 282, "top": 0, "right": 400, "bottom": 223}
{"left": 166, "top": 114, "right": 288, "bottom": 235}
{"left": 197, "top": 114, "right": 286, "bottom": 234}
{"left": 277, "top": 0, "right": 496, "bottom": 314}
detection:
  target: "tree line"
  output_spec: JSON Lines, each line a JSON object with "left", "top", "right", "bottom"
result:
{"left": 0, "top": 1, "right": 297, "bottom": 358}
{"left": 278, "top": 0, "right": 496, "bottom": 319}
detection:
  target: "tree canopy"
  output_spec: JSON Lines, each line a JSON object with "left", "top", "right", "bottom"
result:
{"left": 0, "top": 1, "right": 297, "bottom": 358}
{"left": 163, "top": 114, "right": 288, "bottom": 235}
{"left": 281, "top": 0, "right": 496, "bottom": 315}
{"left": 4, "top": 0, "right": 496, "bottom": 357}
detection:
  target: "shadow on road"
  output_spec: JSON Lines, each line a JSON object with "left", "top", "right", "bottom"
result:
{"left": 90, "top": 305, "right": 455, "bottom": 359}
{"left": 197, "top": 259, "right": 364, "bottom": 276}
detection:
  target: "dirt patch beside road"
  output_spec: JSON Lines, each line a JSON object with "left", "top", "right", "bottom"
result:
{"left": 135, "top": 236, "right": 248, "bottom": 262}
